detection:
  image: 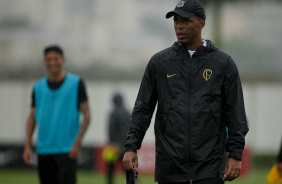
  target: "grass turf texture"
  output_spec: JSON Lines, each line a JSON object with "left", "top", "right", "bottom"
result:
{"left": 0, "top": 167, "right": 271, "bottom": 184}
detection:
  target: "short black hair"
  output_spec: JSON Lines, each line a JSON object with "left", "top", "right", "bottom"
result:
{"left": 44, "top": 45, "right": 64, "bottom": 57}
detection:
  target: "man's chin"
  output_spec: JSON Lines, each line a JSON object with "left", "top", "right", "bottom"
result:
{"left": 49, "top": 71, "right": 60, "bottom": 76}
{"left": 177, "top": 40, "right": 192, "bottom": 47}
{"left": 177, "top": 39, "right": 187, "bottom": 44}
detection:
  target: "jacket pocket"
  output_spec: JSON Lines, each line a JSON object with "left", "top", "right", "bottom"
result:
{"left": 160, "top": 102, "right": 171, "bottom": 133}
{"left": 208, "top": 101, "right": 221, "bottom": 126}
{"left": 208, "top": 101, "right": 226, "bottom": 152}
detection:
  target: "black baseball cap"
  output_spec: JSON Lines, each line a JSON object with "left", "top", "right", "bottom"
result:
{"left": 166, "top": 0, "right": 206, "bottom": 20}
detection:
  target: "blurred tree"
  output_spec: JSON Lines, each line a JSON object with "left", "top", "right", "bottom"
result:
{"left": 201, "top": 0, "right": 238, "bottom": 48}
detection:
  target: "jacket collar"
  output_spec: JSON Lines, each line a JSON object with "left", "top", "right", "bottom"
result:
{"left": 172, "top": 39, "right": 217, "bottom": 57}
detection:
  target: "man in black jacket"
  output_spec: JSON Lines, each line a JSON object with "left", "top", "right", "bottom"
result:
{"left": 123, "top": 0, "right": 249, "bottom": 183}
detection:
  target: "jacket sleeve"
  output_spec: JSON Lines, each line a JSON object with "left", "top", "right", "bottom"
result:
{"left": 125, "top": 59, "right": 158, "bottom": 152}
{"left": 222, "top": 56, "right": 249, "bottom": 161}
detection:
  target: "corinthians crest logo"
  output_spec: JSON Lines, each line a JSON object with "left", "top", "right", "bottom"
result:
{"left": 203, "top": 69, "right": 212, "bottom": 81}
{"left": 177, "top": 1, "right": 186, "bottom": 8}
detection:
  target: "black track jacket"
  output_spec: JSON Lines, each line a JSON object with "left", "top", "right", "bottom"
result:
{"left": 125, "top": 40, "right": 249, "bottom": 182}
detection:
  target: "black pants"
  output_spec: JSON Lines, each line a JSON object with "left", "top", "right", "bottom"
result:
{"left": 38, "top": 154, "right": 77, "bottom": 184}
{"left": 107, "top": 162, "right": 114, "bottom": 184}
{"left": 159, "top": 177, "right": 224, "bottom": 184}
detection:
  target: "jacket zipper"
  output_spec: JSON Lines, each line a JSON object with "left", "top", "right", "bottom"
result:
{"left": 188, "top": 53, "right": 193, "bottom": 182}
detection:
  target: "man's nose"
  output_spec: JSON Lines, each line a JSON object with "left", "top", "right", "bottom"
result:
{"left": 175, "top": 22, "right": 184, "bottom": 29}
{"left": 49, "top": 59, "right": 57, "bottom": 64}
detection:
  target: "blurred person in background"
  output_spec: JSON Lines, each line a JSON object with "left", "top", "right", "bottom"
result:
{"left": 277, "top": 137, "right": 282, "bottom": 171}
{"left": 23, "top": 45, "right": 91, "bottom": 184}
{"left": 122, "top": 0, "right": 249, "bottom": 184}
{"left": 104, "top": 93, "right": 130, "bottom": 184}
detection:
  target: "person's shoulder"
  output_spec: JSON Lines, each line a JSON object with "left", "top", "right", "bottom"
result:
{"left": 206, "top": 46, "right": 232, "bottom": 66}
{"left": 204, "top": 40, "right": 230, "bottom": 61}
{"left": 34, "top": 76, "right": 47, "bottom": 87}
{"left": 215, "top": 49, "right": 231, "bottom": 59}
{"left": 207, "top": 48, "right": 238, "bottom": 72}
{"left": 150, "top": 43, "right": 177, "bottom": 65}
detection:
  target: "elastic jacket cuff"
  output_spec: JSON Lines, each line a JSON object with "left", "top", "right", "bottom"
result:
{"left": 228, "top": 151, "right": 242, "bottom": 161}
{"left": 125, "top": 146, "right": 137, "bottom": 153}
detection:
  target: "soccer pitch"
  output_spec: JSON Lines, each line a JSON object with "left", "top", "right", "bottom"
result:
{"left": 0, "top": 167, "right": 270, "bottom": 184}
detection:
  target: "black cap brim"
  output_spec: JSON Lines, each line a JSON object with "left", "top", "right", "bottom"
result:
{"left": 166, "top": 9, "right": 195, "bottom": 19}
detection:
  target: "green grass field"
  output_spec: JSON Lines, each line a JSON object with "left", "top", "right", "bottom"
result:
{"left": 0, "top": 167, "right": 270, "bottom": 184}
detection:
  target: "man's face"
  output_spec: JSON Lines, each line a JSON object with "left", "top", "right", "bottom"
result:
{"left": 44, "top": 51, "right": 65, "bottom": 76}
{"left": 174, "top": 14, "right": 205, "bottom": 46}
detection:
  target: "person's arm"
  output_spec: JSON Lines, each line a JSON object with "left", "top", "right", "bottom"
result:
{"left": 68, "top": 101, "right": 91, "bottom": 159}
{"left": 222, "top": 56, "right": 249, "bottom": 181}
{"left": 23, "top": 107, "right": 36, "bottom": 165}
{"left": 123, "top": 59, "right": 158, "bottom": 171}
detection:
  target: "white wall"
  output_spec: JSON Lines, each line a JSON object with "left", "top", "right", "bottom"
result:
{"left": 243, "top": 83, "right": 282, "bottom": 154}
{"left": 0, "top": 80, "right": 281, "bottom": 154}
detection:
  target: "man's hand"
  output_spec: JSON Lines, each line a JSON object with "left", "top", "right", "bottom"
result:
{"left": 223, "top": 158, "right": 241, "bottom": 181}
{"left": 123, "top": 152, "right": 138, "bottom": 171}
{"left": 23, "top": 147, "right": 34, "bottom": 165}
{"left": 68, "top": 143, "right": 80, "bottom": 159}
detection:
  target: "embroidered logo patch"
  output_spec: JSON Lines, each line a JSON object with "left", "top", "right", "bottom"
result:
{"left": 203, "top": 69, "right": 212, "bottom": 81}
{"left": 177, "top": 1, "right": 186, "bottom": 8}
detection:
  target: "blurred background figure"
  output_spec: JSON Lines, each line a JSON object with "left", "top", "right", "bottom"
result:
{"left": 22, "top": 45, "right": 91, "bottom": 184}
{"left": 104, "top": 93, "right": 130, "bottom": 184}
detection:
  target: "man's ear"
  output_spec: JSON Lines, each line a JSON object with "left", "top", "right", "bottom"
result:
{"left": 62, "top": 57, "right": 66, "bottom": 64}
{"left": 200, "top": 19, "right": 205, "bottom": 29}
